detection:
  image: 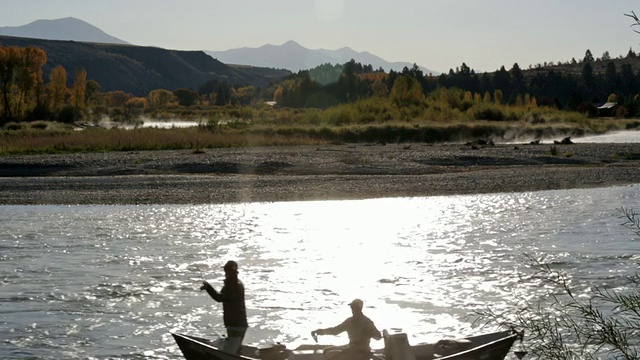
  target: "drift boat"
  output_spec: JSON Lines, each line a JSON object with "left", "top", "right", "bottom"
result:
{"left": 171, "top": 327, "right": 524, "bottom": 360}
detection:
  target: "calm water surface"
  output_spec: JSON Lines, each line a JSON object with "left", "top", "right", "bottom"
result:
{"left": 2, "top": 184, "right": 640, "bottom": 359}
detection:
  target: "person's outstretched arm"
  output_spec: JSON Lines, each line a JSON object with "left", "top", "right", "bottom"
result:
{"left": 370, "top": 325, "right": 382, "bottom": 340}
{"left": 367, "top": 317, "right": 382, "bottom": 340}
{"left": 200, "top": 281, "right": 222, "bottom": 302}
{"left": 312, "top": 320, "right": 347, "bottom": 337}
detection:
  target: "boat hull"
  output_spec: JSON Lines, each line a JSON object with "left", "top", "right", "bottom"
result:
{"left": 172, "top": 329, "right": 522, "bottom": 360}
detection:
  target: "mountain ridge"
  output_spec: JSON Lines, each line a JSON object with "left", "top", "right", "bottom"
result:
{"left": 0, "top": 17, "right": 439, "bottom": 75}
{"left": 0, "top": 17, "right": 129, "bottom": 45}
{"left": 206, "top": 40, "right": 440, "bottom": 74}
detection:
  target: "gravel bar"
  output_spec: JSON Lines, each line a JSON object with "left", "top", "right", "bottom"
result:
{"left": 1, "top": 142, "right": 640, "bottom": 205}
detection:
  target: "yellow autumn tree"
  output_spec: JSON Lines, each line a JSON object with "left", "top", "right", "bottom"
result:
{"left": 47, "top": 65, "right": 68, "bottom": 113}
{"left": 273, "top": 86, "right": 284, "bottom": 104}
{"left": 371, "top": 78, "right": 389, "bottom": 97}
{"left": 0, "top": 46, "right": 22, "bottom": 120}
{"left": 0, "top": 46, "right": 49, "bottom": 121}
{"left": 366, "top": 72, "right": 389, "bottom": 98}
{"left": 70, "top": 69, "right": 87, "bottom": 110}
{"left": 125, "top": 97, "right": 147, "bottom": 118}
{"left": 232, "top": 85, "right": 256, "bottom": 106}
{"left": 493, "top": 89, "right": 503, "bottom": 104}
{"left": 389, "top": 75, "right": 424, "bottom": 107}
{"left": 15, "top": 47, "right": 47, "bottom": 118}
{"left": 148, "top": 89, "right": 174, "bottom": 109}
{"left": 105, "top": 91, "right": 132, "bottom": 107}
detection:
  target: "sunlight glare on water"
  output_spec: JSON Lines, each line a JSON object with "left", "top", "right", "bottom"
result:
{"left": 2, "top": 184, "right": 640, "bottom": 359}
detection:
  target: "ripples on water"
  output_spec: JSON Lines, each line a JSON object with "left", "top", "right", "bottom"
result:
{"left": 2, "top": 185, "right": 640, "bottom": 359}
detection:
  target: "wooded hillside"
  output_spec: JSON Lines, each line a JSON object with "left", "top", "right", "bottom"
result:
{"left": 0, "top": 35, "right": 291, "bottom": 96}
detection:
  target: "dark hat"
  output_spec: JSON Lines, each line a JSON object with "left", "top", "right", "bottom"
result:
{"left": 223, "top": 260, "right": 238, "bottom": 272}
{"left": 349, "top": 298, "right": 364, "bottom": 309}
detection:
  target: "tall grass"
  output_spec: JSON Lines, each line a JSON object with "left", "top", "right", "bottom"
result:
{"left": 0, "top": 127, "right": 325, "bottom": 155}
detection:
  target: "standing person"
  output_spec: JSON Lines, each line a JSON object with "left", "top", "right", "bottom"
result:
{"left": 200, "top": 260, "right": 248, "bottom": 355}
{"left": 311, "top": 298, "right": 382, "bottom": 360}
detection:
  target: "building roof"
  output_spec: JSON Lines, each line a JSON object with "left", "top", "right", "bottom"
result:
{"left": 598, "top": 102, "right": 617, "bottom": 109}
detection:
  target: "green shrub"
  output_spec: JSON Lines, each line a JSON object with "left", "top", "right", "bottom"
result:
{"left": 626, "top": 121, "right": 640, "bottom": 129}
{"left": 471, "top": 105, "right": 505, "bottom": 121}
{"left": 30, "top": 121, "right": 49, "bottom": 130}
{"left": 4, "top": 122, "right": 24, "bottom": 131}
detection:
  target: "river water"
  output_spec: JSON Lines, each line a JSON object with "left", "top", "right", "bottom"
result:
{"left": 2, "top": 132, "right": 640, "bottom": 360}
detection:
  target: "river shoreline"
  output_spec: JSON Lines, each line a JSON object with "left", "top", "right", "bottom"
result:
{"left": 2, "top": 142, "right": 640, "bottom": 205}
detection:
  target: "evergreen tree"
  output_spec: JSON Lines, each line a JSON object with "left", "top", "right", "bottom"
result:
{"left": 626, "top": 47, "right": 637, "bottom": 58}
{"left": 173, "top": 88, "right": 199, "bottom": 107}
{"left": 492, "top": 66, "right": 511, "bottom": 101}
{"left": 582, "top": 61, "right": 594, "bottom": 93}
{"left": 215, "top": 81, "right": 231, "bottom": 106}
{"left": 459, "top": 62, "right": 471, "bottom": 76}
{"left": 510, "top": 63, "right": 525, "bottom": 95}
{"left": 619, "top": 63, "right": 637, "bottom": 94}
{"left": 336, "top": 60, "right": 359, "bottom": 102}
{"left": 583, "top": 49, "right": 595, "bottom": 63}
{"left": 605, "top": 61, "right": 618, "bottom": 93}
{"left": 198, "top": 79, "right": 220, "bottom": 95}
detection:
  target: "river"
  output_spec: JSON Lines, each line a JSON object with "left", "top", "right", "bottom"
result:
{"left": 2, "top": 132, "right": 640, "bottom": 359}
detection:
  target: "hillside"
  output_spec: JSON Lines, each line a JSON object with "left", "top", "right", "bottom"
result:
{"left": 519, "top": 54, "right": 640, "bottom": 79}
{"left": 0, "top": 36, "right": 291, "bottom": 96}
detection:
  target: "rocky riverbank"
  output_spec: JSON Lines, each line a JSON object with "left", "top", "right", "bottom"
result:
{"left": 1, "top": 142, "right": 640, "bottom": 205}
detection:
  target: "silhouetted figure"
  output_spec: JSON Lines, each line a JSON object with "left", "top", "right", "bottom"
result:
{"left": 201, "top": 260, "right": 248, "bottom": 354}
{"left": 311, "top": 299, "right": 382, "bottom": 360}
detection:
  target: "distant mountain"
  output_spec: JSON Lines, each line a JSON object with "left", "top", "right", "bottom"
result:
{"left": 0, "top": 17, "right": 437, "bottom": 94}
{"left": 0, "top": 17, "right": 129, "bottom": 44}
{"left": 206, "top": 40, "right": 440, "bottom": 75}
{"left": 0, "top": 36, "right": 291, "bottom": 96}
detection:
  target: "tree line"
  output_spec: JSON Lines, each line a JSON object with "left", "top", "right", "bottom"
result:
{"left": 0, "top": 45, "right": 266, "bottom": 124}
{"left": 3, "top": 44, "right": 640, "bottom": 125}
{"left": 277, "top": 49, "right": 640, "bottom": 117}
{"left": 0, "top": 46, "right": 95, "bottom": 124}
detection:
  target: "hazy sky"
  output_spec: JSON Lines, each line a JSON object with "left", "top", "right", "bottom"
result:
{"left": 2, "top": 0, "right": 640, "bottom": 73}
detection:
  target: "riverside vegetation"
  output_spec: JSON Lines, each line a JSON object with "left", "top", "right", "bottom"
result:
{"left": 3, "top": 39, "right": 640, "bottom": 155}
{"left": 2, "top": 92, "right": 640, "bottom": 155}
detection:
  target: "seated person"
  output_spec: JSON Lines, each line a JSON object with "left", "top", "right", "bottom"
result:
{"left": 311, "top": 299, "right": 382, "bottom": 360}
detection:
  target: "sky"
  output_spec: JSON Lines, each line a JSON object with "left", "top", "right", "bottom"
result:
{"left": 1, "top": 0, "right": 640, "bottom": 74}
